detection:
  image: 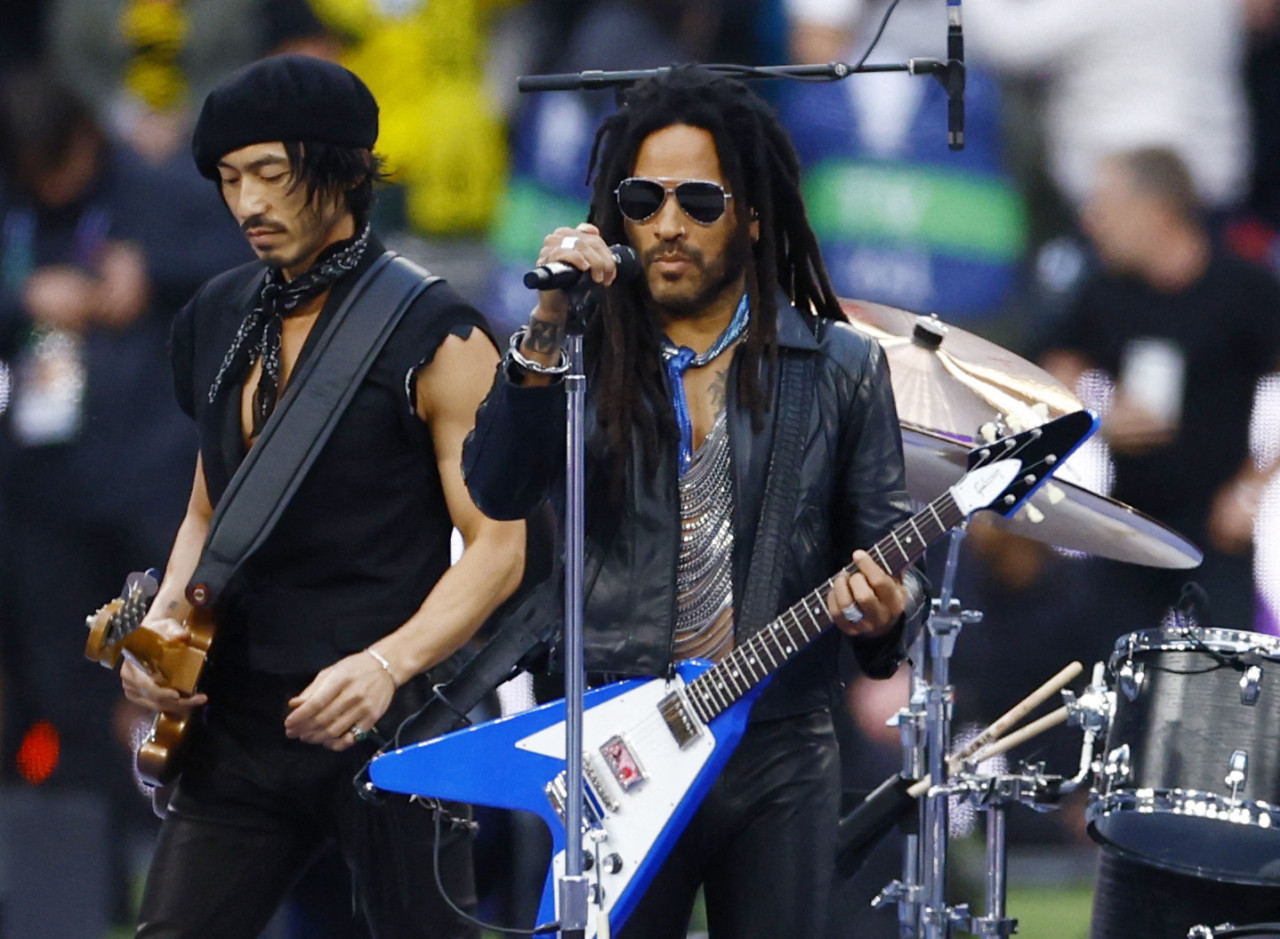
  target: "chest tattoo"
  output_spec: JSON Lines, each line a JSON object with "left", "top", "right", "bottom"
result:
{"left": 707, "top": 367, "right": 729, "bottom": 413}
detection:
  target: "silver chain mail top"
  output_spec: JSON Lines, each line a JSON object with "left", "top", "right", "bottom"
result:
{"left": 672, "top": 409, "right": 736, "bottom": 662}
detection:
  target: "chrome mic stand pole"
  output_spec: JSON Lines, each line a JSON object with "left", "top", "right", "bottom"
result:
{"left": 558, "top": 286, "right": 596, "bottom": 939}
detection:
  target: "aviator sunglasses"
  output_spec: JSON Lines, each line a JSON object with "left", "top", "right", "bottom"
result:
{"left": 615, "top": 177, "right": 734, "bottom": 225}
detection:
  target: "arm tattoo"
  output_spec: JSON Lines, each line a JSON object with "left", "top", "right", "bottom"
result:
{"left": 526, "top": 318, "right": 565, "bottom": 354}
{"left": 708, "top": 367, "right": 729, "bottom": 413}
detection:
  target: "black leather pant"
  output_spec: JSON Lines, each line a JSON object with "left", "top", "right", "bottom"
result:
{"left": 619, "top": 709, "right": 842, "bottom": 939}
{"left": 135, "top": 671, "right": 479, "bottom": 939}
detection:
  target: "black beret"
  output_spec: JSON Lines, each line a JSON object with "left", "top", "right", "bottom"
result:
{"left": 192, "top": 54, "right": 378, "bottom": 180}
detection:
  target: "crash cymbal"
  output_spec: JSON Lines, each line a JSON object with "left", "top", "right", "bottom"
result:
{"left": 841, "top": 299, "right": 1082, "bottom": 442}
{"left": 901, "top": 424, "right": 1203, "bottom": 569}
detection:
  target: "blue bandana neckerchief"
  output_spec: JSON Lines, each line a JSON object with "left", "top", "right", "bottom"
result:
{"left": 661, "top": 293, "right": 750, "bottom": 474}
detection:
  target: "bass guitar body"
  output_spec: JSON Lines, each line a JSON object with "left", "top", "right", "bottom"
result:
{"left": 84, "top": 572, "right": 214, "bottom": 787}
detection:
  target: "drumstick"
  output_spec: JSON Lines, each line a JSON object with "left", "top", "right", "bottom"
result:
{"left": 901, "top": 659, "right": 1083, "bottom": 798}
{"left": 947, "top": 661, "right": 1082, "bottom": 772}
{"left": 906, "top": 706, "right": 1070, "bottom": 798}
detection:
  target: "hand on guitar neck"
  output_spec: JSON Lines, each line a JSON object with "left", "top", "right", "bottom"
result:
{"left": 826, "top": 548, "right": 908, "bottom": 638}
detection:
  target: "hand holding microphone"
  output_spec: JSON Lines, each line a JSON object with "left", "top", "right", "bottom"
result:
{"left": 524, "top": 224, "right": 641, "bottom": 291}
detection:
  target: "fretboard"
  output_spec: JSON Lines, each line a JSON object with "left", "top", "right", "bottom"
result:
{"left": 682, "top": 489, "right": 965, "bottom": 723}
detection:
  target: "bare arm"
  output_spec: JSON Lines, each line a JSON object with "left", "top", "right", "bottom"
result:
{"left": 284, "top": 328, "right": 526, "bottom": 750}
{"left": 120, "top": 455, "right": 213, "bottom": 714}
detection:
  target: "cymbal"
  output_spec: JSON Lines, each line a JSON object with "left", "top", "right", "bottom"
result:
{"left": 841, "top": 299, "right": 1083, "bottom": 442}
{"left": 901, "top": 424, "right": 1203, "bottom": 569}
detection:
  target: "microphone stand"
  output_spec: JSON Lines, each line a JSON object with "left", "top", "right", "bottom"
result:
{"left": 558, "top": 280, "right": 598, "bottom": 939}
{"left": 517, "top": 59, "right": 965, "bottom": 151}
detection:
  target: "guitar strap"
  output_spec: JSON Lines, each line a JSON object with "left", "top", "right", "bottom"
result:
{"left": 737, "top": 338, "right": 818, "bottom": 638}
{"left": 187, "top": 253, "right": 440, "bottom": 607}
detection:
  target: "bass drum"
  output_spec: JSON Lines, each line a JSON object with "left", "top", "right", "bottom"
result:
{"left": 1088, "top": 626, "right": 1280, "bottom": 885}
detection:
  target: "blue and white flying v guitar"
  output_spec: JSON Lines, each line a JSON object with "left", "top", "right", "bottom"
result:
{"left": 370, "top": 410, "right": 1099, "bottom": 937}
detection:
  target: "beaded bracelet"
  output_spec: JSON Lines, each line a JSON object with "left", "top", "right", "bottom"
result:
{"left": 507, "top": 326, "right": 570, "bottom": 376}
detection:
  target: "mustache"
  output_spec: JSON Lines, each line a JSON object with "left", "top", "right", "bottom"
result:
{"left": 643, "top": 244, "right": 703, "bottom": 267}
{"left": 241, "top": 216, "right": 286, "bottom": 235}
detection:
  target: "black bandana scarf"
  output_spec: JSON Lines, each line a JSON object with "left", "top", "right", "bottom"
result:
{"left": 207, "top": 224, "right": 371, "bottom": 437}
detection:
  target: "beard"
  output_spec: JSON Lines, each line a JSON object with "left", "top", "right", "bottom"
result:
{"left": 644, "top": 229, "right": 753, "bottom": 320}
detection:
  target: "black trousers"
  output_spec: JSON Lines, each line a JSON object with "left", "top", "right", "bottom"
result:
{"left": 135, "top": 672, "right": 479, "bottom": 939}
{"left": 618, "top": 709, "right": 842, "bottom": 939}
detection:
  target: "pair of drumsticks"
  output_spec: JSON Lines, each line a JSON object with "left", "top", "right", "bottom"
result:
{"left": 907, "top": 660, "right": 1084, "bottom": 798}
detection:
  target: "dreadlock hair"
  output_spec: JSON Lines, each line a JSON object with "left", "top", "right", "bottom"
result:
{"left": 583, "top": 64, "right": 844, "bottom": 479}
{"left": 279, "top": 141, "right": 387, "bottom": 230}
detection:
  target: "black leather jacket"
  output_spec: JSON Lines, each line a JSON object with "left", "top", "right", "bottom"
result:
{"left": 463, "top": 304, "right": 926, "bottom": 720}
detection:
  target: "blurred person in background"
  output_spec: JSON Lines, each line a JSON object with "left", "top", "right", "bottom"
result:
{"left": 778, "top": 0, "right": 1027, "bottom": 324}
{"left": 965, "top": 0, "right": 1250, "bottom": 224}
{"left": 0, "top": 64, "right": 248, "bottom": 926}
{"left": 1037, "top": 147, "right": 1280, "bottom": 639}
{"left": 48, "top": 0, "right": 264, "bottom": 167}
{"left": 1035, "top": 155, "right": 1280, "bottom": 938}
{"left": 966, "top": 0, "right": 1254, "bottom": 348}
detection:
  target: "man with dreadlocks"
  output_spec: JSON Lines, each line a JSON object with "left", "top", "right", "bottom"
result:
{"left": 116, "top": 55, "right": 524, "bottom": 937}
{"left": 463, "top": 65, "right": 927, "bottom": 937}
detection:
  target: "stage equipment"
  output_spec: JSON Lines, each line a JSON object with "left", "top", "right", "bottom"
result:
{"left": 1089, "top": 626, "right": 1280, "bottom": 885}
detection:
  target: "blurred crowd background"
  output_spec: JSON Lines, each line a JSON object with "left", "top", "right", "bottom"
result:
{"left": 1, "top": 1, "right": 1279, "bottom": 936}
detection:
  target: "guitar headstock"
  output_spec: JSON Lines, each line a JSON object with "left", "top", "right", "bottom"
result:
{"left": 950, "top": 410, "right": 1099, "bottom": 519}
{"left": 84, "top": 570, "right": 159, "bottom": 669}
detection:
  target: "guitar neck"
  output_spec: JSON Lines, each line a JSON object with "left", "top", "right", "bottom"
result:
{"left": 683, "top": 490, "right": 964, "bottom": 723}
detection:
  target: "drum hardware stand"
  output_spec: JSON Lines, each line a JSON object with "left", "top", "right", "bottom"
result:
{"left": 874, "top": 526, "right": 983, "bottom": 938}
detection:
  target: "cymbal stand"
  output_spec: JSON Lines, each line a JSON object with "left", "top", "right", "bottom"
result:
{"left": 922, "top": 527, "right": 982, "bottom": 939}
{"left": 876, "top": 526, "right": 982, "bottom": 938}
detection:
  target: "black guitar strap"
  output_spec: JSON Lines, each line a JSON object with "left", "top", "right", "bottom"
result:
{"left": 187, "top": 253, "right": 440, "bottom": 607}
{"left": 737, "top": 342, "right": 817, "bottom": 638}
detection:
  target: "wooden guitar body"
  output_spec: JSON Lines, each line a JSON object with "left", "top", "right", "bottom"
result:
{"left": 84, "top": 578, "right": 214, "bottom": 787}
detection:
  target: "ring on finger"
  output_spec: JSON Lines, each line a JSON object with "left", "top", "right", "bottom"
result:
{"left": 347, "top": 726, "right": 369, "bottom": 742}
{"left": 560, "top": 235, "right": 579, "bottom": 250}
{"left": 841, "top": 603, "right": 865, "bottom": 625}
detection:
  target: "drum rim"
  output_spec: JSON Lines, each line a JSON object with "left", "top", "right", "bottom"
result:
{"left": 1088, "top": 787, "right": 1280, "bottom": 886}
{"left": 1109, "top": 626, "right": 1280, "bottom": 664}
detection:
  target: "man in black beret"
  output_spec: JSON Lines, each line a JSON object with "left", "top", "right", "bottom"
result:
{"left": 118, "top": 54, "right": 525, "bottom": 937}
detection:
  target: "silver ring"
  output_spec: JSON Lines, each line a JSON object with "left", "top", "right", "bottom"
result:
{"left": 348, "top": 726, "right": 367, "bottom": 741}
{"left": 841, "top": 603, "right": 865, "bottom": 624}
{"left": 559, "top": 235, "right": 579, "bottom": 250}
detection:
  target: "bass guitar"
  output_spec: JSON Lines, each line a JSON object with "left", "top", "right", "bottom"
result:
{"left": 84, "top": 571, "right": 214, "bottom": 787}
{"left": 370, "top": 410, "right": 1099, "bottom": 938}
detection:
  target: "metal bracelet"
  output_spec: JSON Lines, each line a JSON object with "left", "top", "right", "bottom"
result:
{"left": 507, "top": 327, "right": 570, "bottom": 376}
{"left": 364, "top": 647, "right": 398, "bottom": 688}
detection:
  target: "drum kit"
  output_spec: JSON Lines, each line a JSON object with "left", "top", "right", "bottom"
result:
{"left": 840, "top": 301, "right": 1279, "bottom": 939}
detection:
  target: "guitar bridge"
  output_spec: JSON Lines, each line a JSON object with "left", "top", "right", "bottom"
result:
{"left": 658, "top": 687, "right": 702, "bottom": 748}
{"left": 545, "top": 756, "right": 619, "bottom": 831}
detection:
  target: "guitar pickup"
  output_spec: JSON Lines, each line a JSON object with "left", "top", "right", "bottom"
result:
{"left": 599, "top": 735, "right": 646, "bottom": 791}
{"left": 658, "top": 688, "right": 702, "bottom": 748}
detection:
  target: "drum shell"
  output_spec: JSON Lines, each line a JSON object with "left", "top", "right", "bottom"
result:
{"left": 1088, "top": 627, "right": 1280, "bottom": 885}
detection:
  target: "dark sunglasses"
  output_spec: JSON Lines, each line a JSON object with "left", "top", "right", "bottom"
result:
{"left": 614, "top": 177, "right": 734, "bottom": 225}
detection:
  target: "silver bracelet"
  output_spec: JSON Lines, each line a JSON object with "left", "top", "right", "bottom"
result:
{"left": 507, "top": 327, "right": 570, "bottom": 376}
{"left": 364, "top": 647, "right": 398, "bottom": 688}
